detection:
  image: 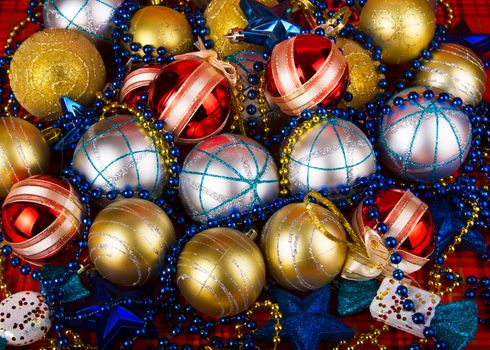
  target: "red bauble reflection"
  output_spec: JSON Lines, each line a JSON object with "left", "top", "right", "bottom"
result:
{"left": 120, "top": 66, "right": 164, "bottom": 107}
{"left": 265, "top": 34, "right": 349, "bottom": 114}
{"left": 148, "top": 59, "right": 231, "bottom": 143}
{"left": 362, "top": 189, "right": 435, "bottom": 257}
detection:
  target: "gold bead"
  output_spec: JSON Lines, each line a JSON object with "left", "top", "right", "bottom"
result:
{"left": 273, "top": 336, "right": 281, "bottom": 343}
{"left": 274, "top": 324, "right": 283, "bottom": 332}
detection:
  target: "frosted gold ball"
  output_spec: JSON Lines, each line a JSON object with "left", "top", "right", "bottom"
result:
{"left": 9, "top": 29, "right": 106, "bottom": 120}
{"left": 88, "top": 198, "right": 176, "bottom": 287}
{"left": 360, "top": 0, "right": 435, "bottom": 64}
{"left": 337, "top": 39, "right": 384, "bottom": 109}
{"left": 261, "top": 202, "right": 348, "bottom": 291}
{"left": 128, "top": 6, "right": 193, "bottom": 56}
{"left": 0, "top": 118, "right": 50, "bottom": 198}
{"left": 177, "top": 228, "right": 266, "bottom": 317}
{"left": 413, "top": 43, "right": 487, "bottom": 105}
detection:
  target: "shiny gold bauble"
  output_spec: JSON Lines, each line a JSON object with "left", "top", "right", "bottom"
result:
{"left": 128, "top": 6, "right": 193, "bottom": 56}
{"left": 177, "top": 228, "right": 266, "bottom": 317}
{"left": 88, "top": 198, "right": 176, "bottom": 287}
{"left": 413, "top": 43, "right": 487, "bottom": 105}
{"left": 261, "top": 202, "right": 348, "bottom": 291}
{"left": 204, "top": 0, "right": 277, "bottom": 57}
{"left": 0, "top": 118, "right": 50, "bottom": 198}
{"left": 337, "top": 38, "right": 384, "bottom": 109}
{"left": 9, "top": 29, "right": 106, "bottom": 120}
{"left": 359, "top": 0, "right": 435, "bottom": 64}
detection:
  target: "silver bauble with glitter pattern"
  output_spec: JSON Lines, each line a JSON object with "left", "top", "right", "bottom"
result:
{"left": 180, "top": 133, "right": 279, "bottom": 223}
{"left": 378, "top": 88, "right": 472, "bottom": 183}
{"left": 286, "top": 119, "right": 376, "bottom": 194}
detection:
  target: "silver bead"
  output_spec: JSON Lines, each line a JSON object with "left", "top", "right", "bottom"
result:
{"left": 180, "top": 133, "right": 279, "bottom": 223}
{"left": 73, "top": 115, "right": 166, "bottom": 197}
{"left": 287, "top": 119, "right": 376, "bottom": 194}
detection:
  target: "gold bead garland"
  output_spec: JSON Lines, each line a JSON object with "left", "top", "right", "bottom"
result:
{"left": 333, "top": 324, "right": 391, "bottom": 350}
{"left": 229, "top": 72, "right": 248, "bottom": 136}
{"left": 438, "top": 0, "right": 454, "bottom": 29}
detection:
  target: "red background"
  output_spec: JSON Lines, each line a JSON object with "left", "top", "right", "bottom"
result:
{"left": 1, "top": 0, "right": 490, "bottom": 349}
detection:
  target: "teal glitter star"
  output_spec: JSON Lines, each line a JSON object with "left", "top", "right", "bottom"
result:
{"left": 337, "top": 279, "right": 378, "bottom": 316}
{"left": 41, "top": 265, "right": 90, "bottom": 304}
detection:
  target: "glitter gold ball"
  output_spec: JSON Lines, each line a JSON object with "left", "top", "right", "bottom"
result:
{"left": 88, "top": 198, "right": 176, "bottom": 287}
{"left": 128, "top": 6, "right": 193, "bottom": 56}
{"left": 359, "top": 0, "right": 435, "bottom": 64}
{"left": 0, "top": 118, "right": 50, "bottom": 198}
{"left": 204, "top": 0, "right": 277, "bottom": 57}
{"left": 261, "top": 202, "right": 348, "bottom": 291}
{"left": 337, "top": 38, "right": 384, "bottom": 109}
{"left": 9, "top": 29, "right": 106, "bottom": 120}
{"left": 177, "top": 227, "right": 266, "bottom": 317}
{"left": 413, "top": 43, "right": 487, "bottom": 105}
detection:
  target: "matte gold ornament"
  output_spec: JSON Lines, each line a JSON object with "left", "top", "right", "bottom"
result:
{"left": 0, "top": 118, "right": 50, "bottom": 198}
{"left": 204, "top": 0, "right": 277, "bottom": 57}
{"left": 177, "top": 227, "right": 266, "bottom": 317}
{"left": 413, "top": 43, "right": 487, "bottom": 105}
{"left": 88, "top": 198, "right": 176, "bottom": 287}
{"left": 359, "top": 0, "right": 435, "bottom": 64}
{"left": 128, "top": 6, "right": 193, "bottom": 56}
{"left": 337, "top": 38, "right": 384, "bottom": 109}
{"left": 261, "top": 202, "right": 348, "bottom": 291}
{"left": 9, "top": 29, "right": 106, "bottom": 120}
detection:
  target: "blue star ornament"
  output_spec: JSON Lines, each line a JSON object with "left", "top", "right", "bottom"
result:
{"left": 226, "top": 0, "right": 301, "bottom": 51}
{"left": 256, "top": 285, "right": 354, "bottom": 350}
{"left": 53, "top": 96, "right": 88, "bottom": 151}
{"left": 430, "top": 196, "right": 487, "bottom": 255}
{"left": 447, "top": 19, "right": 490, "bottom": 56}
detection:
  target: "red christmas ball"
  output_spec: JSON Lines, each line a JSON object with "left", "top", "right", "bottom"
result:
{"left": 1, "top": 175, "right": 85, "bottom": 265}
{"left": 265, "top": 34, "right": 349, "bottom": 115}
{"left": 120, "top": 66, "right": 163, "bottom": 107}
{"left": 148, "top": 58, "right": 231, "bottom": 143}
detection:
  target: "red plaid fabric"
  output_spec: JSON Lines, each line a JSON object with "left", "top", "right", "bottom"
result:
{"left": 1, "top": 0, "right": 490, "bottom": 349}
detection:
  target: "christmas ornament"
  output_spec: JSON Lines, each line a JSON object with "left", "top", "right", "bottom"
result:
{"left": 88, "top": 198, "right": 176, "bottom": 287}
{"left": 40, "top": 265, "right": 90, "bottom": 304}
{"left": 1, "top": 175, "right": 85, "bottom": 264}
{"left": 0, "top": 291, "right": 52, "bottom": 346}
{"left": 0, "top": 118, "right": 50, "bottom": 198}
{"left": 177, "top": 227, "right": 266, "bottom": 317}
{"left": 120, "top": 66, "right": 163, "bottom": 106}
{"left": 342, "top": 189, "right": 435, "bottom": 280}
{"left": 53, "top": 97, "right": 87, "bottom": 151}
{"left": 204, "top": 0, "right": 277, "bottom": 57}
{"left": 256, "top": 285, "right": 354, "bottom": 350}
{"left": 337, "top": 279, "right": 378, "bottom": 316}
{"left": 336, "top": 38, "right": 384, "bottom": 109}
{"left": 127, "top": 6, "right": 193, "bottom": 56}
{"left": 179, "top": 133, "right": 279, "bottom": 223}
{"left": 413, "top": 43, "right": 487, "bottom": 105}
{"left": 9, "top": 29, "right": 106, "bottom": 120}
{"left": 378, "top": 88, "right": 472, "bottom": 183}
{"left": 72, "top": 114, "right": 166, "bottom": 197}
{"left": 148, "top": 49, "right": 235, "bottom": 143}
{"left": 286, "top": 118, "right": 376, "bottom": 194}
{"left": 359, "top": 0, "right": 436, "bottom": 64}
{"left": 265, "top": 34, "right": 348, "bottom": 115}
{"left": 226, "top": 0, "right": 301, "bottom": 51}
{"left": 448, "top": 19, "right": 490, "bottom": 56}
{"left": 43, "top": 0, "right": 123, "bottom": 43}
{"left": 261, "top": 202, "right": 348, "bottom": 291}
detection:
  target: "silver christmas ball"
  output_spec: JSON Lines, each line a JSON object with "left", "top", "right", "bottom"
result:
{"left": 287, "top": 118, "right": 376, "bottom": 194}
{"left": 73, "top": 115, "right": 166, "bottom": 197}
{"left": 180, "top": 133, "right": 279, "bottom": 223}
{"left": 43, "top": 0, "right": 123, "bottom": 42}
{"left": 378, "top": 88, "right": 472, "bottom": 183}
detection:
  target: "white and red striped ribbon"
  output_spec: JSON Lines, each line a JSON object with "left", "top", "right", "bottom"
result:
{"left": 120, "top": 66, "right": 162, "bottom": 102}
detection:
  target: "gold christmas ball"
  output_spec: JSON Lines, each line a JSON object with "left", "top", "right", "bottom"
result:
{"left": 9, "top": 29, "right": 106, "bottom": 120}
{"left": 205, "top": 0, "right": 277, "bottom": 57}
{"left": 337, "top": 38, "right": 384, "bottom": 109}
{"left": 177, "top": 227, "right": 266, "bottom": 317}
{"left": 0, "top": 118, "right": 50, "bottom": 198}
{"left": 261, "top": 202, "right": 348, "bottom": 291}
{"left": 359, "top": 0, "right": 435, "bottom": 64}
{"left": 128, "top": 6, "right": 193, "bottom": 56}
{"left": 88, "top": 198, "right": 176, "bottom": 287}
{"left": 413, "top": 43, "right": 487, "bottom": 105}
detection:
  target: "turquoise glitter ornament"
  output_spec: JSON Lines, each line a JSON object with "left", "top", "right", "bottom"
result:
{"left": 378, "top": 88, "right": 472, "bottom": 183}
{"left": 179, "top": 133, "right": 279, "bottom": 223}
{"left": 337, "top": 279, "right": 378, "bottom": 316}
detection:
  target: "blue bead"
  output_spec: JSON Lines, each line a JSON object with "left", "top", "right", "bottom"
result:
{"left": 412, "top": 312, "right": 425, "bottom": 324}
{"left": 408, "top": 343, "right": 421, "bottom": 350}
{"left": 465, "top": 289, "right": 476, "bottom": 298}
{"left": 10, "top": 256, "right": 21, "bottom": 267}
{"left": 390, "top": 252, "right": 402, "bottom": 264}
{"left": 392, "top": 269, "right": 404, "bottom": 280}
{"left": 396, "top": 285, "right": 408, "bottom": 297}
{"left": 2, "top": 245, "right": 12, "bottom": 256}
{"left": 435, "top": 340, "right": 447, "bottom": 349}
{"left": 385, "top": 237, "right": 397, "bottom": 248}
{"left": 402, "top": 299, "right": 415, "bottom": 311}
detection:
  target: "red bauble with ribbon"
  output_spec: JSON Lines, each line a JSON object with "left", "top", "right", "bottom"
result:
{"left": 1, "top": 175, "right": 85, "bottom": 265}
{"left": 265, "top": 34, "right": 349, "bottom": 116}
{"left": 148, "top": 53, "right": 233, "bottom": 143}
{"left": 120, "top": 66, "right": 163, "bottom": 107}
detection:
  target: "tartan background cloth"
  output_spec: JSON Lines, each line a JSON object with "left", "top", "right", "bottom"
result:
{"left": 0, "top": 0, "right": 490, "bottom": 349}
